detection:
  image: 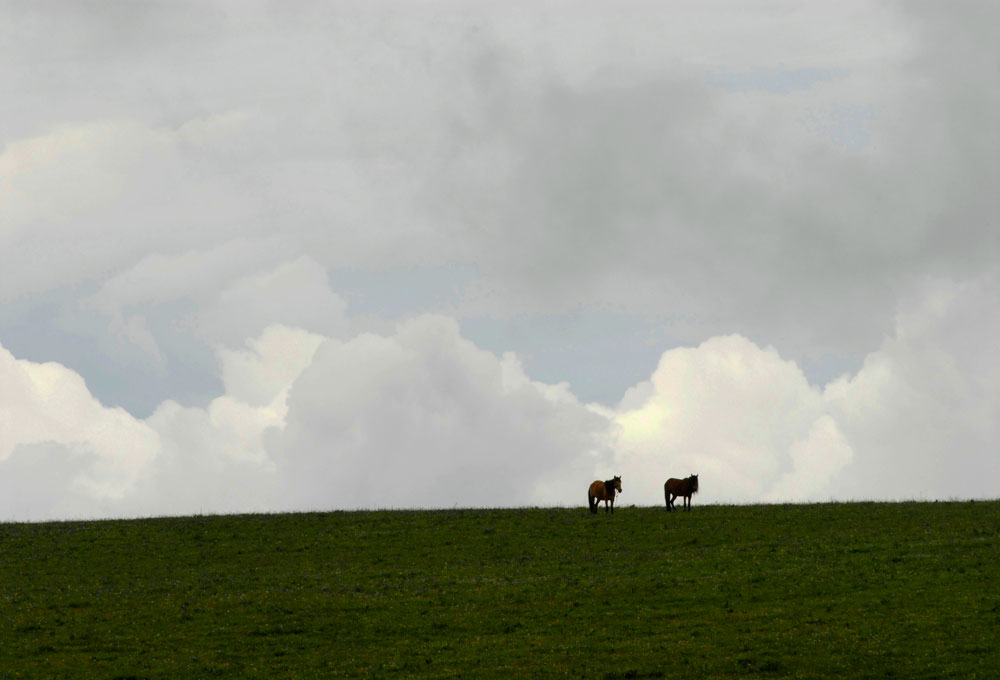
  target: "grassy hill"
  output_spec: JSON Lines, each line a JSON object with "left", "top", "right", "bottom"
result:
{"left": 1, "top": 501, "right": 998, "bottom": 678}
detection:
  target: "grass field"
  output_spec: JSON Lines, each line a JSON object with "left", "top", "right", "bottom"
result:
{"left": 1, "top": 501, "right": 998, "bottom": 678}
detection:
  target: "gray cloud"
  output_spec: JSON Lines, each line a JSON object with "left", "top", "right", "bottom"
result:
{"left": 824, "top": 270, "right": 1000, "bottom": 500}
{"left": 431, "top": 31, "right": 998, "bottom": 366}
{"left": 269, "top": 315, "right": 614, "bottom": 510}
{"left": 1, "top": 2, "right": 998, "bottom": 517}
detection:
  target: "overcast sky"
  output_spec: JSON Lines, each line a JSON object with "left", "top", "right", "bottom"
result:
{"left": 2, "top": 1, "right": 998, "bottom": 520}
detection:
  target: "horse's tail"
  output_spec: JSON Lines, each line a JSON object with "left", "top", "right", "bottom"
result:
{"left": 588, "top": 491, "right": 597, "bottom": 514}
{"left": 664, "top": 483, "right": 669, "bottom": 509}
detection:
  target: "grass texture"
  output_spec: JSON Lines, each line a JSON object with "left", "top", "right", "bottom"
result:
{"left": 1, "top": 501, "right": 998, "bottom": 678}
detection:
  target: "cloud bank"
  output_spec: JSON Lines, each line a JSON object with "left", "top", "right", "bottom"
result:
{"left": 4, "top": 269, "right": 999, "bottom": 520}
{"left": 2, "top": 3, "right": 999, "bottom": 518}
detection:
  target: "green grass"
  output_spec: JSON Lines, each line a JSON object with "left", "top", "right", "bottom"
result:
{"left": 1, "top": 501, "right": 998, "bottom": 678}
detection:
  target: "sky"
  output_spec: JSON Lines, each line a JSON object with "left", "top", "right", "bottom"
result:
{"left": 1, "top": 1, "right": 998, "bottom": 520}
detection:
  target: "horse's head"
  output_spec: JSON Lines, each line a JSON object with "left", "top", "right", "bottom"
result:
{"left": 689, "top": 474, "right": 699, "bottom": 492}
{"left": 612, "top": 476, "right": 622, "bottom": 493}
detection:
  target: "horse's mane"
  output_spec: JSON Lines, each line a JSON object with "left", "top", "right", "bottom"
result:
{"left": 604, "top": 480, "right": 616, "bottom": 494}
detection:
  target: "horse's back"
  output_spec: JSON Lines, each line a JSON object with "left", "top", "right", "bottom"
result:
{"left": 666, "top": 477, "right": 692, "bottom": 495}
{"left": 588, "top": 480, "right": 604, "bottom": 498}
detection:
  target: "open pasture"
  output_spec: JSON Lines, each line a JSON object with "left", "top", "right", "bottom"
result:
{"left": 1, "top": 501, "right": 998, "bottom": 678}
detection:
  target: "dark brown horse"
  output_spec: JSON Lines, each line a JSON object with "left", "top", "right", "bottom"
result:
{"left": 664, "top": 474, "right": 699, "bottom": 511}
{"left": 588, "top": 476, "right": 622, "bottom": 514}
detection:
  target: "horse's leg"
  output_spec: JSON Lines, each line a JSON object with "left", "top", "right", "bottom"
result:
{"left": 667, "top": 493, "right": 675, "bottom": 511}
{"left": 610, "top": 497, "right": 614, "bottom": 514}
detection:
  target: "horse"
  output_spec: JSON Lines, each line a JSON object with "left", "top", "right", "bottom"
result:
{"left": 588, "top": 476, "right": 622, "bottom": 514}
{"left": 664, "top": 474, "right": 699, "bottom": 511}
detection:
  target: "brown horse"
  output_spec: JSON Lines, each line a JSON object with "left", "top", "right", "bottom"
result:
{"left": 664, "top": 474, "right": 698, "bottom": 511}
{"left": 588, "top": 476, "right": 622, "bottom": 514}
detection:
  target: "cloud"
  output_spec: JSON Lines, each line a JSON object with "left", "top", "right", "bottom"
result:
{"left": 612, "top": 335, "right": 849, "bottom": 505}
{"left": 0, "top": 316, "right": 616, "bottom": 519}
{"left": 0, "top": 343, "right": 160, "bottom": 519}
{"left": 79, "top": 238, "right": 289, "bottom": 363}
{"left": 195, "top": 256, "right": 350, "bottom": 346}
{"left": 823, "top": 272, "right": 1000, "bottom": 500}
{"left": 1, "top": 3, "right": 999, "bottom": 518}
{"left": 269, "top": 315, "right": 614, "bottom": 510}
{"left": 122, "top": 323, "right": 332, "bottom": 517}
{"left": 0, "top": 323, "right": 330, "bottom": 520}
{"left": 612, "top": 271, "right": 1000, "bottom": 505}
{"left": 217, "top": 324, "right": 326, "bottom": 408}
{"left": 5, "top": 3, "right": 996, "bottom": 380}
{"left": 0, "top": 443, "right": 103, "bottom": 522}
{"left": 764, "top": 415, "right": 853, "bottom": 502}
{"left": 70, "top": 252, "right": 349, "bottom": 413}
{"left": 4, "top": 266, "right": 1000, "bottom": 522}
{"left": 0, "top": 120, "right": 255, "bottom": 302}
{"left": 415, "top": 2, "right": 998, "bottom": 374}
{"left": 82, "top": 238, "right": 289, "bottom": 319}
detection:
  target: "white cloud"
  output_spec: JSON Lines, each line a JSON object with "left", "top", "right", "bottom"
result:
{"left": 764, "top": 415, "right": 853, "bottom": 503}
{"left": 124, "top": 323, "right": 329, "bottom": 516}
{"left": 0, "top": 443, "right": 104, "bottom": 522}
{"left": 0, "top": 343, "right": 160, "bottom": 519}
{"left": 0, "top": 324, "right": 327, "bottom": 520}
{"left": 0, "top": 317, "right": 615, "bottom": 519}
{"left": 217, "top": 324, "right": 326, "bottom": 408}
{"left": 611, "top": 272, "right": 1000, "bottom": 505}
{"left": 612, "top": 335, "right": 847, "bottom": 505}
{"left": 3, "top": 267, "right": 1000, "bottom": 521}
{"left": 269, "top": 315, "right": 615, "bottom": 510}
{"left": 137, "top": 399, "right": 278, "bottom": 517}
